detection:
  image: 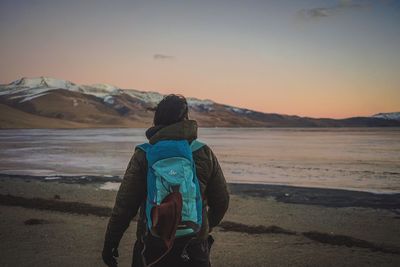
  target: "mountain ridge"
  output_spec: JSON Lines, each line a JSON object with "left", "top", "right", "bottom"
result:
{"left": 1, "top": 77, "right": 399, "bottom": 128}
{"left": 372, "top": 112, "right": 400, "bottom": 121}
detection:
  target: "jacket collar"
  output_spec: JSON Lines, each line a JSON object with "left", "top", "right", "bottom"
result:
{"left": 146, "top": 120, "right": 198, "bottom": 144}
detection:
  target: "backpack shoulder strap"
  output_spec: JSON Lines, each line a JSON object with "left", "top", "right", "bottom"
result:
{"left": 137, "top": 140, "right": 204, "bottom": 153}
{"left": 136, "top": 142, "right": 151, "bottom": 153}
{"left": 190, "top": 140, "right": 206, "bottom": 152}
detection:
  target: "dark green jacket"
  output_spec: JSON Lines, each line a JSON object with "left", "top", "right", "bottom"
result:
{"left": 104, "top": 120, "right": 229, "bottom": 248}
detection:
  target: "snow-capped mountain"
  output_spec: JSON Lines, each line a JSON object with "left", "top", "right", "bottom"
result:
{"left": 0, "top": 76, "right": 215, "bottom": 111}
{"left": 1, "top": 77, "right": 400, "bottom": 128}
{"left": 372, "top": 112, "right": 400, "bottom": 121}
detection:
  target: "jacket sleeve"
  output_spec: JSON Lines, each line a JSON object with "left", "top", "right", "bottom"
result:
{"left": 205, "top": 147, "right": 230, "bottom": 228}
{"left": 104, "top": 148, "right": 146, "bottom": 248}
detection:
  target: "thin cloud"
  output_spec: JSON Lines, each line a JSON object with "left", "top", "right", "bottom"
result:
{"left": 298, "top": 0, "right": 367, "bottom": 19}
{"left": 153, "top": 54, "right": 175, "bottom": 60}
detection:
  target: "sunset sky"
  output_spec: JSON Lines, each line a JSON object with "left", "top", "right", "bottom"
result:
{"left": 0, "top": 0, "right": 399, "bottom": 118}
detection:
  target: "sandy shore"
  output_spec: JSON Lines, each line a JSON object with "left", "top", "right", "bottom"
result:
{"left": 0, "top": 177, "right": 399, "bottom": 267}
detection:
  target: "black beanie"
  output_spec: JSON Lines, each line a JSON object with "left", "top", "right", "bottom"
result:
{"left": 153, "top": 94, "right": 189, "bottom": 126}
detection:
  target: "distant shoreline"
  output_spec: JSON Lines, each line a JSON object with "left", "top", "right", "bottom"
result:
{"left": 1, "top": 126, "right": 400, "bottom": 130}
{"left": 1, "top": 173, "right": 399, "bottom": 212}
{"left": 228, "top": 183, "right": 400, "bottom": 212}
{"left": 1, "top": 172, "right": 399, "bottom": 193}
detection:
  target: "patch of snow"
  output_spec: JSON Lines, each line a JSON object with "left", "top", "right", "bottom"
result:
{"left": 124, "top": 89, "right": 164, "bottom": 104}
{"left": 43, "top": 77, "right": 79, "bottom": 90}
{"left": 19, "top": 92, "right": 49, "bottom": 103}
{"left": 0, "top": 87, "right": 23, "bottom": 96}
{"left": 372, "top": 112, "right": 400, "bottom": 121}
{"left": 187, "top": 98, "right": 214, "bottom": 111}
{"left": 100, "top": 182, "right": 121, "bottom": 191}
{"left": 226, "top": 106, "right": 253, "bottom": 115}
{"left": 7, "top": 87, "right": 51, "bottom": 99}
{"left": 227, "top": 107, "right": 245, "bottom": 113}
{"left": 103, "top": 95, "right": 115, "bottom": 105}
{"left": 14, "top": 77, "right": 45, "bottom": 88}
{"left": 12, "top": 77, "right": 79, "bottom": 90}
{"left": 198, "top": 105, "right": 214, "bottom": 111}
{"left": 0, "top": 77, "right": 80, "bottom": 101}
{"left": 72, "top": 99, "right": 78, "bottom": 107}
{"left": 187, "top": 98, "right": 214, "bottom": 106}
{"left": 90, "top": 83, "right": 119, "bottom": 92}
{"left": 79, "top": 84, "right": 122, "bottom": 98}
{"left": 0, "top": 85, "right": 52, "bottom": 97}
{"left": 44, "top": 176, "right": 62, "bottom": 180}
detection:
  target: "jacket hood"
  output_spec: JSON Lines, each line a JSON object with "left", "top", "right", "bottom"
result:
{"left": 146, "top": 120, "right": 198, "bottom": 144}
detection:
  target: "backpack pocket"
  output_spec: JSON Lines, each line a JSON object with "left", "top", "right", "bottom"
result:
{"left": 152, "top": 157, "right": 200, "bottom": 236}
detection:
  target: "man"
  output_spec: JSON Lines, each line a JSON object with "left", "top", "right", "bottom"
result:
{"left": 102, "top": 94, "right": 230, "bottom": 267}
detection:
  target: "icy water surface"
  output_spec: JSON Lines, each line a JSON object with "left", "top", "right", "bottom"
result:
{"left": 0, "top": 128, "right": 399, "bottom": 193}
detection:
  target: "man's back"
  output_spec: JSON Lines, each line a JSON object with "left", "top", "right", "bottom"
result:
{"left": 103, "top": 117, "right": 229, "bottom": 267}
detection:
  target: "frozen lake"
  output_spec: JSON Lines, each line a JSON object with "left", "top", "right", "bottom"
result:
{"left": 0, "top": 127, "right": 399, "bottom": 193}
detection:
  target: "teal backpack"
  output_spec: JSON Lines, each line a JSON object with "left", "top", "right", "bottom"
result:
{"left": 137, "top": 139, "right": 205, "bottom": 239}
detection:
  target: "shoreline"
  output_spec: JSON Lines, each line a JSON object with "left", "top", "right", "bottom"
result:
{"left": 1, "top": 172, "right": 399, "bottom": 194}
{"left": 1, "top": 126, "right": 400, "bottom": 130}
{"left": 228, "top": 183, "right": 400, "bottom": 212}
{"left": 1, "top": 173, "right": 399, "bottom": 212}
